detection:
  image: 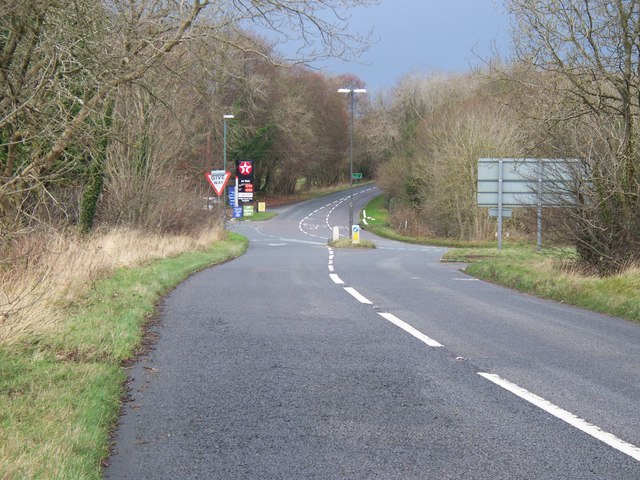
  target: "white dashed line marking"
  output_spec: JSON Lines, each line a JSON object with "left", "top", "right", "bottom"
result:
{"left": 478, "top": 373, "right": 640, "bottom": 462}
{"left": 329, "top": 274, "right": 344, "bottom": 284}
{"left": 344, "top": 287, "right": 372, "bottom": 304}
{"left": 377, "top": 312, "right": 443, "bottom": 347}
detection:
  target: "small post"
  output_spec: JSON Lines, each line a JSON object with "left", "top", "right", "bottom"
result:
{"left": 537, "top": 159, "right": 543, "bottom": 251}
{"left": 352, "top": 224, "right": 360, "bottom": 244}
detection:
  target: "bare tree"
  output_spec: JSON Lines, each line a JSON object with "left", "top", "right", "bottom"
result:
{"left": 1, "top": 0, "right": 376, "bottom": 233}
{"left": 375, "top": 71, "right": 526, "bottom": 241}
{"left": 506, "top": 0, "right": 640, "bottom": 273}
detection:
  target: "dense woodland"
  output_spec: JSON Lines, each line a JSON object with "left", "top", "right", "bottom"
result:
{"left": 3, "top": 0, "right": 640, "bottom": 276}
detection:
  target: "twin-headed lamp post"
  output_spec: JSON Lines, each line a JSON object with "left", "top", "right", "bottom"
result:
{"left": 338, "top": 88, "right": 366, "bottom": 237}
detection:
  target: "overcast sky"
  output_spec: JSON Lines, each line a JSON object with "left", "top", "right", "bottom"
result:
{"left": 290, "top": 0, "right": 512, "bottom": 93}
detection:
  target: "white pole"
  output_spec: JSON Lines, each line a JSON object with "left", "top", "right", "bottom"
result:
{"left": 498, "top": 160, "right": 504, "bottom": 251}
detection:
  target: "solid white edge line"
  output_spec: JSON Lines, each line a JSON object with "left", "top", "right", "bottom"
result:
{"left": 378, "top": 312, "right": 443, "bottom": 347}
{"left": 478, "top": 372, "right": 640, "bottom": 462}
{"left": 329, "top": 274, "right": 344, "bottom": 284}
{"left": 344, "top": 287, "right": 372, "bottom": 304}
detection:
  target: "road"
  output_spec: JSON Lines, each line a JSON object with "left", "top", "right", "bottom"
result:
{"left": 105, "top": 185, "right": 640, "bottom": 479}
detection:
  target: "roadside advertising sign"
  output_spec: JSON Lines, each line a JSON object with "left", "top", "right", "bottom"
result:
{"left": 236, "top": 160, "right": 254, "bottom": 203}
{"left": 243, "top": 205, "right": 254, "bottom": 217}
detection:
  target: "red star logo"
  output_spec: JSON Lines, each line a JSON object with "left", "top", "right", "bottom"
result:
{"left": 238, "top": 161, "right": 252, "bottom": 175}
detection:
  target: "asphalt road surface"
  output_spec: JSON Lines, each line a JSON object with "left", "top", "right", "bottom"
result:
{"left": 105, "top": 185, "right": 640, "bottom": 479}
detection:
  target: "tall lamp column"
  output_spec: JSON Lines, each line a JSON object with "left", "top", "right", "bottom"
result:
{"left": 223, "top": 114, "right": 234, "bottom": 227}
{"left": 338, "top": 88, "right": 366, "bottom": 238}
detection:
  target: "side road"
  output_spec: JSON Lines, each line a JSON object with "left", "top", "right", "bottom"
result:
{"left": 361, "top": 195, "right": 640, "bottom": 325}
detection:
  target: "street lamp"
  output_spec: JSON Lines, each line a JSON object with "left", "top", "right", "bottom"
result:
{"left": 223, "top": 114, "right": 234, "bottom": 226}
{"left": 338, "top": 88, "right": 366, "bottom": 237}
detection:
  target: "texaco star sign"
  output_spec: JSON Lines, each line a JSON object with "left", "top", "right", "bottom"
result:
{"left": 238, "top": 161, "right": 252, "bottom": 175}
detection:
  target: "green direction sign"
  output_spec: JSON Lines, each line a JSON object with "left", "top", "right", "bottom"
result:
{"left": 352, "top": 173, "right": 363, "bottom": 180}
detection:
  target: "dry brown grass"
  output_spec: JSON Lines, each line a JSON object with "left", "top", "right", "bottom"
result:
{"left": 0, "top": 226, "right": 222, "bottom": 344}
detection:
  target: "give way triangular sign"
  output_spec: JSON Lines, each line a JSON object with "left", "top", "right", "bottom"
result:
{"left": 205, "top": 170, "right": 231, "bottom": 196}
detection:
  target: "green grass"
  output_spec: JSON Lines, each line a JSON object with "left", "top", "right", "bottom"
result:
{"left": 461, "top": 248, "right": 640, "bottom": 322}
{"left": 441, "top": 244, "right": 565, "bottom": 263}
{"left": 0, "top": 232, "right": 248, "bottom": 479}
{"left": 360, "top": 194, "right": 389, "bottom": 228}
{"left": 240, "top": 210, "right": 278, "bottom": 221}
{"left": 445, "top": 244, "right": 640, "bottom": 322}
{"left": 329, "top": 238, "right": 376, "bottom": 249}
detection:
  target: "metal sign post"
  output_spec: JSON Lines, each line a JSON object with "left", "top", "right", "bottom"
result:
{"left": 478, "top": 158, "right": 579, "bottom": 251}
{"left": 537, "top": 159, "right": 543, "bottom": 251}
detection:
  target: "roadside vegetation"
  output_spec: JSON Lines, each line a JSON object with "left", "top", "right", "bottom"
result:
{"left": 0, "top": 228, "right": 247, "bottom": 479}
{"left": 369, "top": 2, "right": 640, "bottom": 277}
{"left": 241, "top": 211, "right": 278, "bottom": 222}
{"left": 460, "top": 250, "right": 640, "bottom": 323}
{"left": 361, "top": 195, "right": 494, "bottom": 248}
{"left": 360, "top": 1, "right": 640, "bottom": 322}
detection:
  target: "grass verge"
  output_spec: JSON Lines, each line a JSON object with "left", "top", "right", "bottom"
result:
{"left": 329, "top": 238, "right": 376, "bottom": 249}
{"left": 458, "top": 248, "right": 640, "bottom": 323}
{"left": 0, "top": 232, "right": 248, "bottom": 479}
{"left": 240, "top": 211, "right": 278, "bottom": 221}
